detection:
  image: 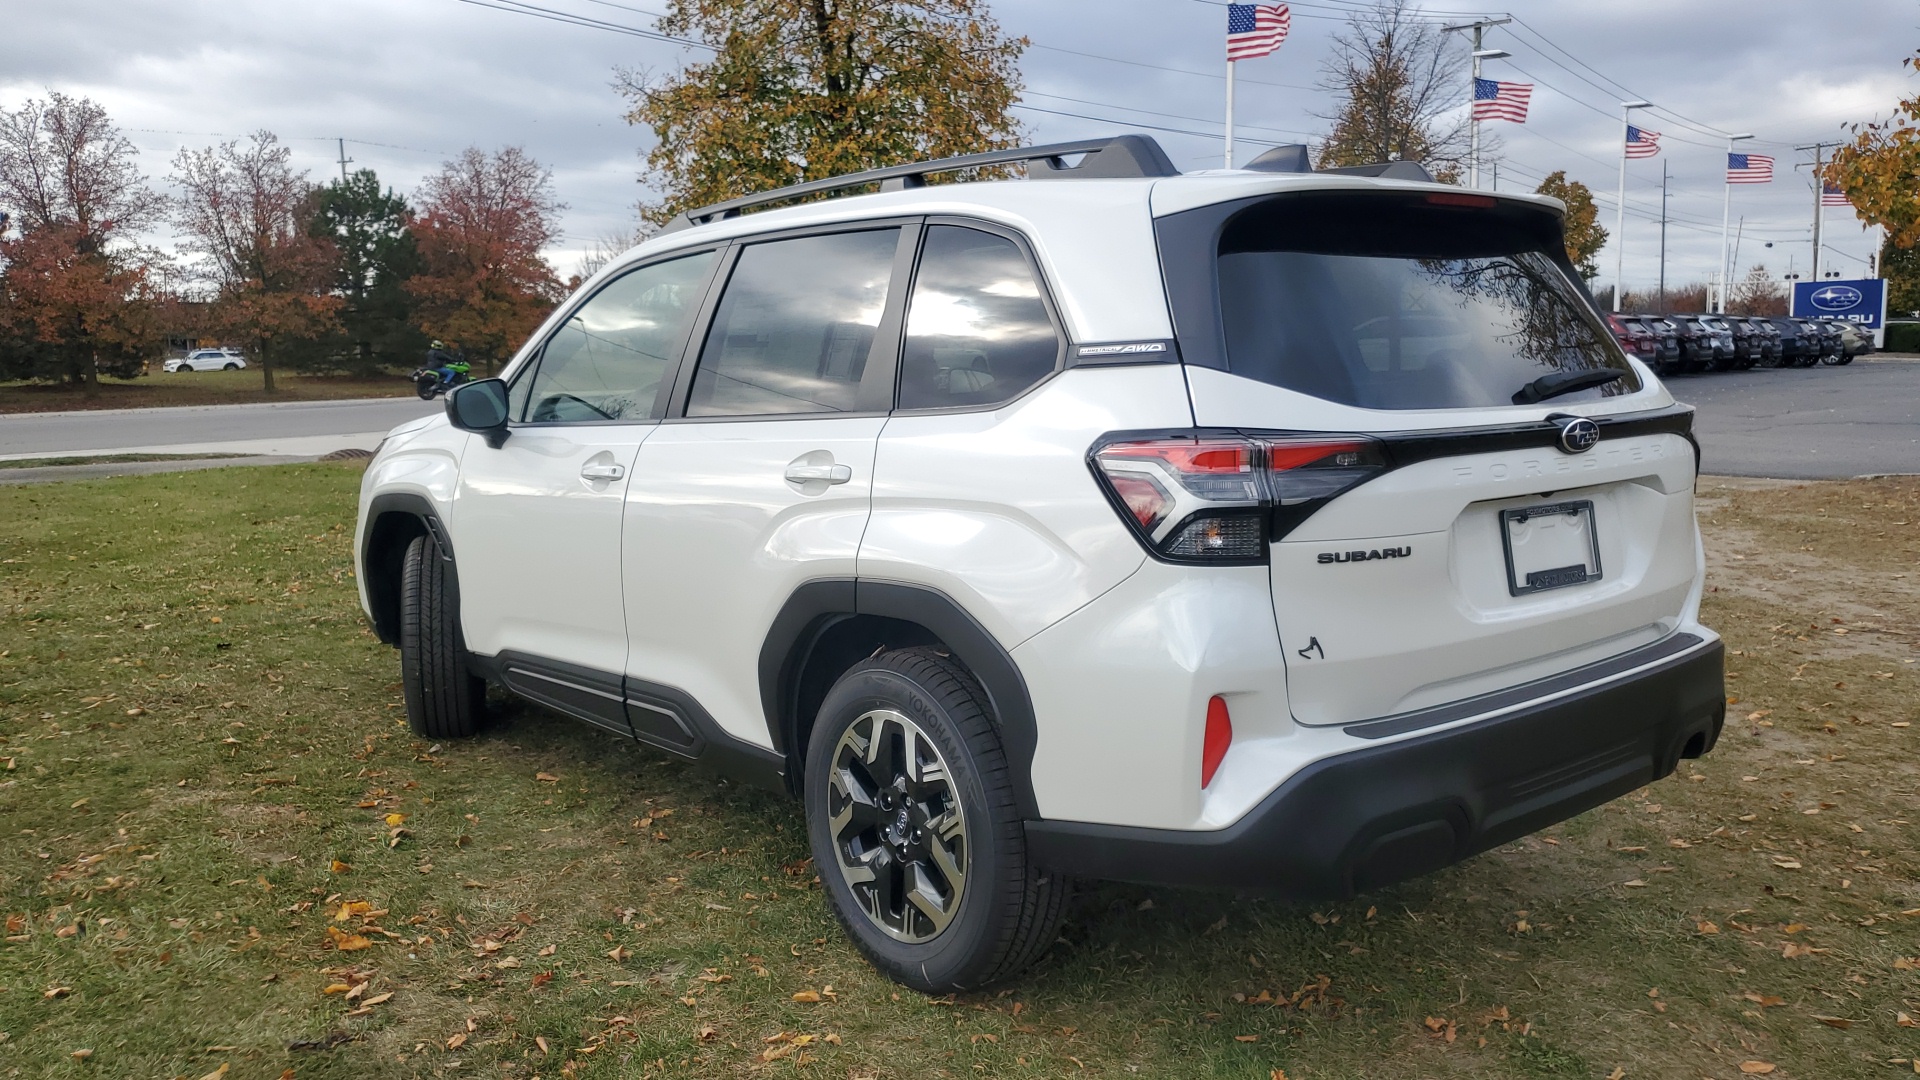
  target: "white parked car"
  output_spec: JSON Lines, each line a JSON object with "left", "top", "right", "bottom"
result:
{"left": 354, "top": 135, "right": 1724, "bottom": 992}
{"left": 165, "top": 348, "right": 246, "bottom": 372}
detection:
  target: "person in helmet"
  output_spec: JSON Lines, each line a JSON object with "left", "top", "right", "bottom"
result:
{"left": 425, "top": 341, "right": 470, "bottom": 387}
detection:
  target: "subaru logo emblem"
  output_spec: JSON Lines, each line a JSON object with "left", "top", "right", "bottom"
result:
{"left": 1555, "top": 416, "right": 1600, "bottom": 454}
{"left": 1810, "top": 285, "right": 1861, "bottom": 311}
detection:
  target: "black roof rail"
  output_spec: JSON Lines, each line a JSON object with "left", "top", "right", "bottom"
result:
{"left": 661, "top": 134, "right": 1180, "bottom": 234}
{"left": 1242, "top": 145, "right": 1437, "bottom": 183}
{"left": 1317, "top": 159, "right": 1435, "bottom": 182}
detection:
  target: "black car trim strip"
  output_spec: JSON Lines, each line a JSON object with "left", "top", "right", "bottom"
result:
{"left": 1343, "top": 632, "right": 1706, "bottom": 740}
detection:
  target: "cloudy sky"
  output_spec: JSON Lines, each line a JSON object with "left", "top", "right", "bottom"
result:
{"left": 3, "top": 0, "right": 1910, "bottom": 292}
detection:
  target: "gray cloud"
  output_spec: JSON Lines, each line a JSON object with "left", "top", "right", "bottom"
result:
{"left": 2, "top": 0, "right": 1909, "bottom": 287}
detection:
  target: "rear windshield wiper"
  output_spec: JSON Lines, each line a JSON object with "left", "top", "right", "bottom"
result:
{"left": 1512, "top": 369, "right": 1625, "bottom": 405}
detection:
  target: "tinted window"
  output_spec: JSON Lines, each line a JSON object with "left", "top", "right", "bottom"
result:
{"left": 898, "top": 226, "right": 1060, "bottom": 410}
{"left": 517, "top": 250, "right": 716, "bottom": 423}
{"left": 1216, "top": 194, "right": 1639, "bottom": 410}
{"left": 686, "top": 229, "right": 900, "bottom": 417}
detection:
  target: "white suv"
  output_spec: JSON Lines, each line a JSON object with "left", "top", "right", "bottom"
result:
{"left": 165, "top": 348, "right": 247, "bottom": 372}
{"left": 354, "top": 136, "right": 1724, "bottom": 992}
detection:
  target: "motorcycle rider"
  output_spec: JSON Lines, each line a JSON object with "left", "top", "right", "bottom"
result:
{"left": 425, "top": 341, "right": 470, "bottom": 388}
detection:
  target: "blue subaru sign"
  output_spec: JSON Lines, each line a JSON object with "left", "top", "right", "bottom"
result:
{"left": 1792, "top": 277, "right": 1886, "bottom": 329}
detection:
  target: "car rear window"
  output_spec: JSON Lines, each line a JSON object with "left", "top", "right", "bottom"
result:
{"left": 1214, "top": 193, "right": 1639, "bottom": 410}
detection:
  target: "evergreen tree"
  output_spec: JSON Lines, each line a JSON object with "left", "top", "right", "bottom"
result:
{"left": 310, "top": 169, "right": 425, "bottom": 374}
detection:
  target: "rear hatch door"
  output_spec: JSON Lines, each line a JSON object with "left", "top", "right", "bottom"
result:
{"left": 1155, "top": 186, "right": 1701, "bottom": 727}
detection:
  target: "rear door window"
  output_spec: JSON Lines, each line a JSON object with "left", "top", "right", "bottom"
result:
{"left": 685, "top": 229, "right": 900, "bottom": 417}
{"left": 1215, "top": 193, "right": 1639, "bottom": 410}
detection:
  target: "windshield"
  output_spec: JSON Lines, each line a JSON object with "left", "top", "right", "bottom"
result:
{"left": 1216, "top": 193, "right": 1640, "bottom": 411}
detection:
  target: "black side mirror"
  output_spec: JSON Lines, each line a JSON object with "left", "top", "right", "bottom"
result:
{"left": 447, "top": 378, "right": 511, "bottom": 448}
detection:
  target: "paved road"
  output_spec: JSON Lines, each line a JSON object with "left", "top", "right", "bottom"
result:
{"left": 0, "top": 397, "right": 441, "bottom": 461}
{"left": 1669, "top": 358, "right": 1920, "bottom": 479}
{"left": 1, "top": 363, "right": 1914, "bottom": 481}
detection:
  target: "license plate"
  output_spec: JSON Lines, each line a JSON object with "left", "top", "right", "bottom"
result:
{"left": 1500, "top": 500, "right": 1601, "bottom": 596}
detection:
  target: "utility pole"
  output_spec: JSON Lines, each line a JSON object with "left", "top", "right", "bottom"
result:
{"left": 1729, "top": 216, "right": 1746, "bottom": 309}
{"left": 336, "top": 138, "right": 355, "bottom": 185}
{"left": 1612, "top": 100, "right": 1653, "bottom": 312}
{"left": 1445, "top": 17, "right": 1511, "bottom": 189}
{"left": 1658, "top": 160, "right": 1669, "bottom": 313}
{"left": 1795, "top": 141, "right": 1836, "bottom": 285}
{"left": 1717, "top": 132, "right": 1753, "bottom": 312}
{"left": 1490, "top": 161, "right": 1498, "bottom": 191}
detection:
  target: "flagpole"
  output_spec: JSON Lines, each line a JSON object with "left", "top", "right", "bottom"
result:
{"left": 1718, "top": 133, "right": 1753, "bottom": 313}
{"left": 1613, "top": 101, "right": 1651, "bottom": 312}
{"left": 1225, "top": 59, "right": 1236, "bottom": 169}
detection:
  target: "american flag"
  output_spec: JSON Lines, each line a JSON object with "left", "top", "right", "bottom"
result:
{"left": 1472, "top": 78, "right": 1532, "bottom": 123}
{"left": 1821, "top": 183, "right": 1852, "bottom": 207}
{"left": 1625, "top": 125, "right": 1661, "bottom": 159}
{"left": 1227, "top": 3, "right": 1290, "bottom": 61}
{"left": 1726, "top": 152, "right": 1773, "bottom": 184}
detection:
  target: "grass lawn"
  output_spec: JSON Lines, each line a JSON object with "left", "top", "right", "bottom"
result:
{"left": 0, "top": 465, "right": 1915, "bottom": 1080}
{"left": 0, "top": 370, "right": 419, "bottom": 414}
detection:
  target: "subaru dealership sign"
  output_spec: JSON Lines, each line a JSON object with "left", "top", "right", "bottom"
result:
{"left": 1792, "top": 278, "right": 1887, "bottom": 329}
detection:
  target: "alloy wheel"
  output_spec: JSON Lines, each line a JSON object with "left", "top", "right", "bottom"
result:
{"left": 825, "top": 708, "right": 969, "bottom": 943}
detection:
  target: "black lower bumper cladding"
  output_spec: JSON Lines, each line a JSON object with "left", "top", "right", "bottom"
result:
{"left": 1026, "top": 636, "right": 1725, "bottom": 898}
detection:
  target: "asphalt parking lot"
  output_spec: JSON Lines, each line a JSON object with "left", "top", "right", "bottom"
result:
{"left": 1671, "top": 357, "right": 1920, "bottom": 479}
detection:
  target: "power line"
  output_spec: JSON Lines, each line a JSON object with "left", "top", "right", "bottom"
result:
{"left": 1010, "top": 103, "right": 1289, "bottom": 148}
{"left": 450, "top": 0, "right": 710, "bottom": 49}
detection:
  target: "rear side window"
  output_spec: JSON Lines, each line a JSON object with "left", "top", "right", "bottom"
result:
{"left": 898, "top": 225, "right": 1061, "bottom": 410}
{"left": 686, "top": 228, "right": 900, "bottom": 417}
{"left": 1216, "top": 194, "right": 1639, "bottom": 410}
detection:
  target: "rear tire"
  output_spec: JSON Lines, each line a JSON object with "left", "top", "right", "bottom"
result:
{"left": 399, "top": 533, "right": 484, "bottom": 739}
{"left": 223, "top": 362, "right": 239, "bottom": 370}
{"left": 805, "top": 647, "right": 1068, "bottom": 992}
{"left": 415, "top": 376, "right": 439, "bottom": 400}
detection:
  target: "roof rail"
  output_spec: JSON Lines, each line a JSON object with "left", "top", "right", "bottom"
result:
{"left": 1318, "top": 160, "right": 1435, "bottom": 182}
{"left": 1241, "top": 145, "right": 1437, "bottom": 184}
{"left": 661, "top": 134, "right": 1180, "bottom": 234}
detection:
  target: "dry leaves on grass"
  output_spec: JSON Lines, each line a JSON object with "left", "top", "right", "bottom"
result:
{"left": 325, "top": 926, "right": 372, "bottom": 951}
{"left": 1739, "top": 1062, "right": 1776, "bottom": 1075}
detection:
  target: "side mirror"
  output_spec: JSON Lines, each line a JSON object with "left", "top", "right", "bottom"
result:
{"left": 446, "top": 378, "right": 511, "bottom": 448}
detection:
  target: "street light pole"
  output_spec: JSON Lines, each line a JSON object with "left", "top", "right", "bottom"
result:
{"left": 1612, "top": 100, "right": 1653, "bottom": 312}
{"left": 1717, "top": 133, "right": 1753, "bottom": 313}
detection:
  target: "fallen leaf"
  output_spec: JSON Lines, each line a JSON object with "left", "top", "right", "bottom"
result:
{"left": 607, "top": 945, "right": 629, "bottom": 962}
{"left": 536, "top": 1035, "right": 550, "bottom": 1055}
{"left": 1896, "top": 1011, "right": 1916, "bottom": 1028}
{"left": 326, "top": 926, "right": 372, "bottom": 952}
{"left": 1782, "top": 942, "right": 1816, "bottom": 959}
{"left": 1738, "top": 1062, "right": 1775, "bottom": 1075}
{"left": 44, "top": 986, "right": 72, "bottom": 999}
{"left": 1771, "top": 858, "right": 1802, "bottom": 870}
{"left": 696, "top": 1025, "right": 717, "bottom": 1043}
{"left": 538, "top": 943, "right": 556, "bottom": 957}
{"left": 334, "top": 901, "right": 372, "bottom": 921}
{"left": 1234, "top": 1034, "right": 1259, "bottom": 1042}
{"left": 792, "top": 990, "right": 822, "bottom": 1003}
{"left": 1697, "top": 920, "right": 1720, "bottom": 935}
{"left": 199, "top": 1064, "right": 230, "bottom": 1080}
{"left": 384, "top": 813, "right": 406, "bottom": 827}
{"left": 1742, "top": 992, "right": 1786, "bottom": 1008}
{"left": 361, "top": 992, "right": 393, "bottom": 1006}
{"left": 530, "top": 971, "right": 552, "bottom": 989}
{"left": 1272, "top": 1071, "right": 1290, "bottom": 1080}
{"left": 321, "top": 983, "right": 353, "bottom": 995}
{"left": 1623, "top": 879, "right": 1649, "bottom": 888}
{"left": 329, "top": 860, "right": 351, "bottom": 874}
{"left": 70, "top": 1049, "right": 92, "bottom": 1060}
{"left": 535, "top": 772, "right": 560, "bottom": 783}
{"left": 1607, "top": 1070, "right": 1625, "bottom": 1080}
{"left": 446, "top": 1033, "right": 467, "bottom": 1050}
{"left": 1814, "top": 1015, "right": 1853, "bottom": 1029}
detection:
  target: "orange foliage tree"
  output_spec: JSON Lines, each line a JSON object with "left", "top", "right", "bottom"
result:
{"left": 1823, "top": 50, "right": 1920, "bottom": 248}
{"left": 0, "top": 92, "right": 167, "bottom": 392}
{"left": 408, "top": 147, "right": 565, "bottom": 372}
{"left": 171, "top": 131, "right": 341, "bottom": 392}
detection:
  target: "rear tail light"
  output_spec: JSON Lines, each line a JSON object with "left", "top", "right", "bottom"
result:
{"left": 1201, "top": 695, "right": 1233, "bottom": 788}
{"left": 1091, "top": 432, "right": 1386, "bottom": 563}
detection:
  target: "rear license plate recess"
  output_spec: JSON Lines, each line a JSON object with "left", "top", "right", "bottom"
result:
{"left": 1500, "top": 500, "right": 1601, "bottom": 596}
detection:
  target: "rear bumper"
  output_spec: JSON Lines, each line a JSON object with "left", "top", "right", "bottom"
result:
{"left": 1026, "top": 635, "right": 1724, "bottom": 898}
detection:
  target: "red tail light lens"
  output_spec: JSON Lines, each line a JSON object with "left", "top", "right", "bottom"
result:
{"left": 1091, "top": 433, "right": 1386, "bottom": 563}
{"left": 1201, "top": 695, "right": 1232, "bottom": 788}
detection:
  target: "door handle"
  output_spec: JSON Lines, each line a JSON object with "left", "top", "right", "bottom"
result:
{"left": 580, "top": 462, "right": 626, "bottom": 482}
{"left": 784, "top": 462, "right": 852, "bottom": 484}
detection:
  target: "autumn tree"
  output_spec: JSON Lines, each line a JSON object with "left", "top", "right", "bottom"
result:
{"left": 0, "top": 92, "right": 167, "bottom": 391}
{"left": 617, "top": 0, "right": 1026, "bottom": 226}
{"left": 408, "top": 147, "right": 564, "bottom": 371}
{"left": 1727, "top": 264, "right": 1787, "bottom": 316}
{"left": 1533, "top": 171, "right": 1608, "bottom": 280}
{"left": 1315, "top": 0, "right": 1468, "bottom": 179}
{"left": 1882, "top": 238, "right": 1920, "bottom": 315}
{"left": 1823, "top": 49, "right": 1920, "bottom": 248}
{"left": 310, "top": 168, "right": 424, "bottom": 374}
{"left": 171, "top": 132, "right": 341, "bottom": 392}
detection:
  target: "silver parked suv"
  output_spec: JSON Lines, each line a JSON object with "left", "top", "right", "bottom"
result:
{"left": 354, "top": 135, "right": 1725, "bottom": 991}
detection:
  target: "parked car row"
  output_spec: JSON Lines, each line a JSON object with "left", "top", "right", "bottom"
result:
{"left": 1604, "top": 314, "right": 1871, "bottom": 375}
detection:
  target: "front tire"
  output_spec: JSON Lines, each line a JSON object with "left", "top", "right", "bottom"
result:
{"left": 805, "top": 648, "right": 1068, "bottom": 992}
{"left": 176, "top": 365, "right": 193, "bottom": 373}
{"left": 399, "top": 533, "right": 484, "bottom": 739}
